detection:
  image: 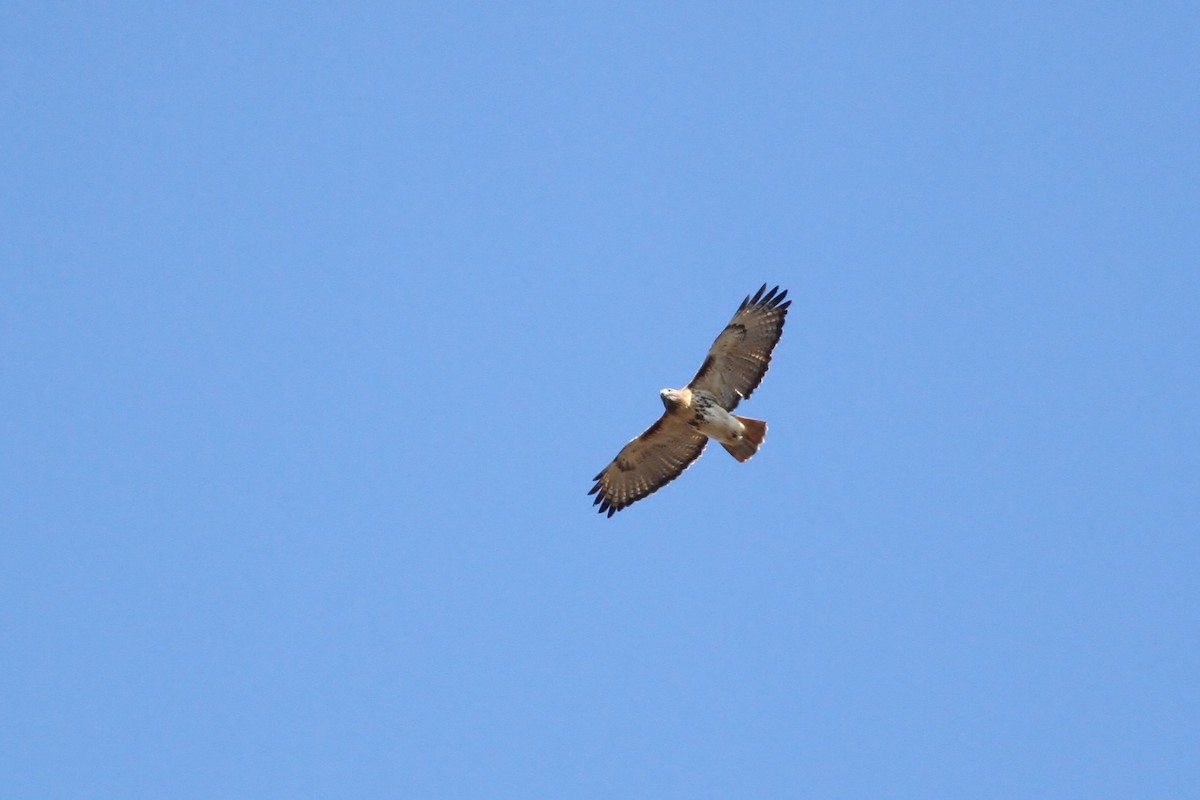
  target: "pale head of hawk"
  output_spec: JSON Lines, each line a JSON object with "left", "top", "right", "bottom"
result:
{"left": 589, "top": 284, "right": 790, "bottom": 517}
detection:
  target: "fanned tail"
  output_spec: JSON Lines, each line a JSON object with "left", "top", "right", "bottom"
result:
{"left": 721, "top": 416, "right": 767, "bottom": 462}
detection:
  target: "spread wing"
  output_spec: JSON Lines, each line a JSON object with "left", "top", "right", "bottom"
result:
{"left": 687, "top": 284, "right": 790, "bottom": 410}
{"left": 588, "top": 414, "right": 708, "bottom": 517}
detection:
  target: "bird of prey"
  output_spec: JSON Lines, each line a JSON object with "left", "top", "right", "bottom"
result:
{"left": 589, "top": 284, "right": 790, "bottom": 517}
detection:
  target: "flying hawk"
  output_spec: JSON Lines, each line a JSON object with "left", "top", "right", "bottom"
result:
{"left": 589, "top": 284, "right": 790, "bottom": 517}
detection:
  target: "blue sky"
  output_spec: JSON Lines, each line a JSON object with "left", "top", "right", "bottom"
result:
{"left": 3, "top": 3, "right": 1198, "bottom": 797}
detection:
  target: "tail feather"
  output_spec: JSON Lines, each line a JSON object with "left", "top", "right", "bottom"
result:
{"left": 721, "top": 416, "right": 768, "bottom": 462}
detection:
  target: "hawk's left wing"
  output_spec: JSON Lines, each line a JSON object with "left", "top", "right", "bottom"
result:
{"left": 589, "top": 414, "right": 708, "bottom": 517}
{"left": 688, "top": 284, "right": 790, "bottom": 410}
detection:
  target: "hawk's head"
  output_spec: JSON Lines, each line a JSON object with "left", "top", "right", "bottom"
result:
{"left": 659, "top": 388, "right": 691, "bottom": 411}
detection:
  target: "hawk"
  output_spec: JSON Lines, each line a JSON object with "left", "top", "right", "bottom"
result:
{"left": 589, "top": 284, "right": 791, "bottom": 517}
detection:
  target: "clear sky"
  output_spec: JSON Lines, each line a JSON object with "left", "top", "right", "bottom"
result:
{"left": 3, "top": 3, "right": 1198, "bottom": 797}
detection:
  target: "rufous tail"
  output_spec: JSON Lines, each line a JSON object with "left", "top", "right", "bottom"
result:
{"left": 721, "top": 416, "right": 768, "bottom": 462}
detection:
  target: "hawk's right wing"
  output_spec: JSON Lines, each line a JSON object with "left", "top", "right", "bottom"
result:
{"left": 588, "top": 414, "right": 708, "bottom": 517}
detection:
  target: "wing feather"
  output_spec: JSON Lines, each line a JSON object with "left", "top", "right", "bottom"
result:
{"left": 588, "top": 414, "right": 708, "bottom": 517}
{"left": 687, "top": 283, "right": 790, "bottom": 410}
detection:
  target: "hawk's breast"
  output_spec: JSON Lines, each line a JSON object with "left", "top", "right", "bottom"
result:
{"left": 688, "top": 391, "right": 742, "bottom": 442}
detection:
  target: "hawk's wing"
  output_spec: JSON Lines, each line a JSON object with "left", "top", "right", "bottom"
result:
{"left": 687, "top": 284, "right": 790, "bottom": 410}
{"left": 588, "top": 414, "right": 708, "bottom": 517}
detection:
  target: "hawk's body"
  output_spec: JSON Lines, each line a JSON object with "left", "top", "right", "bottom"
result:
{"left": 589, "top": 284, "right": 790, "bottom": 517}
{"left": 660, "top": 387, "right": 763, "bottom": 461}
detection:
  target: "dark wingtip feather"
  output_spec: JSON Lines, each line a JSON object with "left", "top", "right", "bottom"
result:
{"left": 745, "top": 285, "right": 790, "bottom": 311}
{"left": 741, "top": 283, "right": 796, "bottom": 310}
{"left": 739, "top": 283, "right": 768, "bottom": 312}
